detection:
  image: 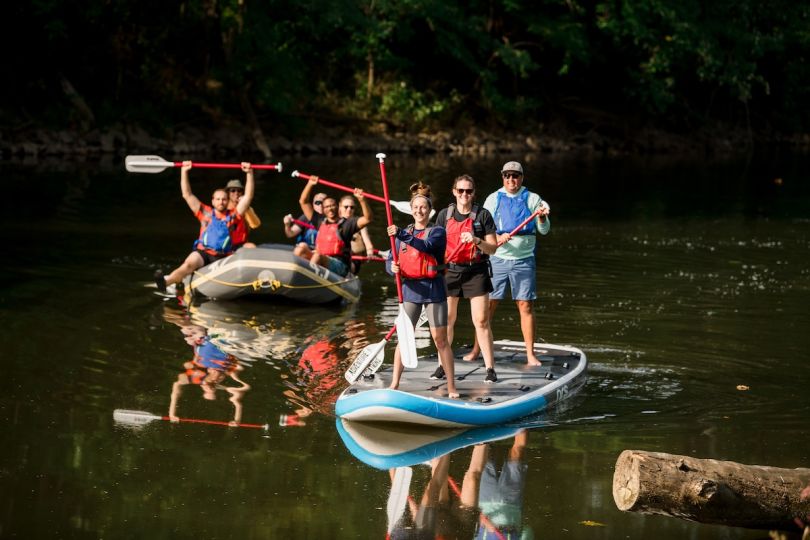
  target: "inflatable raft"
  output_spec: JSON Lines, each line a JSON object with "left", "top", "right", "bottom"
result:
{"left": 335, "top": 340, "right": 587, "bottom": 427}
{"left": 184, "top": 243, "right": 361, "bottom": 304}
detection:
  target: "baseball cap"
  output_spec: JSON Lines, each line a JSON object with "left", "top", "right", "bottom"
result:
{"left": 501, "top": 161, "right": 524, "bottom": 174}
{"left": 226, "top": 179, "right": 244, "bottom": 190}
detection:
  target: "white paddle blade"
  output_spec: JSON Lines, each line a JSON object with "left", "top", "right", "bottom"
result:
{"left": 345, "top": 340, "right": 386, "bottom": 383}
{"left": 396, "top": 306, "right": 418, "bottom": 369}
{"left": 387, "top": 467, "right": 413, "bottom": 533}
{"left": 125, "top": 155, "right": 173, "bottom": 173}
{"left": 416, "top": 306, "right": 428, "bottom": 329}
{"left": 390, "top": 199, "right": 436, "bottom": 218}
{"left": 113, "top": 409, "right": 162, "bottom": 427}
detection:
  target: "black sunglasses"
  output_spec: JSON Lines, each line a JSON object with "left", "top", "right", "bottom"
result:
{"left": 313, "top": 200, "right": 324, "bottom": 206}
{"left": 502, "top": 172, "right": 522, "bottom": 180}
{"left": 455, "top": 188, "right": 474, "bottom": 194}
{"left": 227, "top": 188, "right": 244, "bottom": 193}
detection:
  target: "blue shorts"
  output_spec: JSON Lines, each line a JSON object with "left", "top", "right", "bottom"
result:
{"left": 322, "top": 255, "right": 349, "bottom": 277}
{"left": 489, "top": 256, "right": 536, "bottom": 301}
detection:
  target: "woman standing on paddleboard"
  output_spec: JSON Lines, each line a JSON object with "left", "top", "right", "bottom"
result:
{"left": 434, "top": 174, "right": 500, "bottom": 383}
{"left": 386, "top": 183, "right": 458, "bottom": 398}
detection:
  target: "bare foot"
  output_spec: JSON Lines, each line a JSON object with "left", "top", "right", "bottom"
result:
{"left": 388, "top": 383, "right": 399, "bottom": 390}
{"left": 462, "top": 350, "right": 480, "bottom": 362}
{"left": 448, "top": 392, "right": 460, "bottom": 399}
{"left": 526, "top": 356, "right": 543, "bottom": 367}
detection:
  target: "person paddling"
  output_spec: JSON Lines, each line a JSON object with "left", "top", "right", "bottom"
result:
{"left": 434, "top": 174, "right": 499, "bottom": 383}
{"left": 386, "top": 183, "right": 458, "bottom": 398}
{"left": 293, "top": 175, "right": 372, "bottom": 277}
{"left": 155, "top": 161, "right": 255, "bottom": 293}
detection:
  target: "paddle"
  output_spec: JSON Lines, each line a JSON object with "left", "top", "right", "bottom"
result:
{"left": 125, "top": 155, "right": 282, "bottom": 173}
{"left": 344, "top": 306, "right": 428, "bottom": 383}
{"left": 387, "top": 467, "right": 413, "bottom": 538}
{"left": 351, "top": 255, "right": 386, "bottom": 262}
{"left": 113, "top": 409, "right": 269, "bottom": 430}
{"left": 290, "top": 170, "right": 417, "bottom": 216}
{"left": 378, "top": 152, "right": 418, "bottom": 369}
{"left": 291, "top": 217, "right": 316, "bottom": 230}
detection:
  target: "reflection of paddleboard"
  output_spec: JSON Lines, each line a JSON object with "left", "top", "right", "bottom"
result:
{"left": 336, "top": 418, "right": 524, "bottom": 469}
{"left": 335, "top": 341, "right": 587, "bottom": 427}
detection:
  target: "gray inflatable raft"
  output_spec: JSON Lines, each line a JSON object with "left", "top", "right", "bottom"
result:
{"left": 185, "top": 243, "right": 361, "bottom": 304}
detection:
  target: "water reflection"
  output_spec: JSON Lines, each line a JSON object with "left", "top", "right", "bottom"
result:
{"left": 162, "top": 305, "right": 252, "bottom": 426}
{"left": 338, "top": 420, "right": 535, "bottom": 539}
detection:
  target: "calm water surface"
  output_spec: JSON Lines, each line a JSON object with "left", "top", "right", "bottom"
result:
{"left": 2, "top": 152, "right": 809, "bottom": 539}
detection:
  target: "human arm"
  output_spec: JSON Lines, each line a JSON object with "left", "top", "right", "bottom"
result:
{"left": 533, "top": 197, "right": 551, "bottom": 235}
{"left": 235, "top": 162, "right": 254, "bottom": 216}
{"left": 360, "top": 227, "right": 374, "bottom": 255}
{"left": 396, "top": 225, "right": 446, "bottom": 258}
{"left": 299, "top": 176, "right": 318, "bottom": 221}
{"left": 169, "top": 377, "right": 187, "bottom": 422}
{"left": 355, "top": 188, "right": 372, "bottom": 229}
{"left": 385, "top": 225, "right": 399, "bottom": 276}
{"left": 180, "top": 161, "right": 202, "bottom": 214}
{"left": 283, "top": 214, "right": 303, "bottom": 238}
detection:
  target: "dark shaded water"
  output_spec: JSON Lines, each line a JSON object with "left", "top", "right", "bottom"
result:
{"left": 2, "top": 152, "right": 809, "bottom": 539}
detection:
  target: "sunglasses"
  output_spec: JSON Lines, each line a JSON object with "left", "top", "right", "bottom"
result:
{"left": 455, "top": 188, "right": 474, "bottom": 195}
{"left": 227, "top": 188, "right": 244, "bottom": 193}
{"left": 342, "top": 205, "right": 355, "bottom": 210}
{"left": 502, "top": 172, "right": 522, "bottom": 180}
{"left": 313, "top": 200, "right": 324, "bottom": 206}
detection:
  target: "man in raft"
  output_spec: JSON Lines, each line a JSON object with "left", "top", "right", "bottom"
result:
{"left": 154, "top": 161, "right": 255, "bottom": 292}
{"left": 225, "top": 178, "right": 261, "bottom": 249}
{"left": 293, "top": 175, "right": 372, "bottom": 277}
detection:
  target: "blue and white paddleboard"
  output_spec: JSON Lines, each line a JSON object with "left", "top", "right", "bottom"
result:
{"left": 335, "top": 340, "right": 587, "bottom": 427}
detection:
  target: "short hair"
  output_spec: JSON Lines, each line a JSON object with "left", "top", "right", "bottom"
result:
{"left": 453, "top": 174, "right": 475, "bottom": 190}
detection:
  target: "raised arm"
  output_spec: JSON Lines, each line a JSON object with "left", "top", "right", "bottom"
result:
{"left": 299, "top": 176, "right": 318, "bottom": 221}
{"left": 355, "top": 188, "right": 373, "bottom": 229}
{"left": 235, "top": 162, "right": 254, "bottom": 216}
{"left": 180, "top": 161, "right": 202, "bottom": 214}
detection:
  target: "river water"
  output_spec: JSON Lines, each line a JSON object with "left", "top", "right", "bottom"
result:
{"left": 2, "top": 151, "right": 809, "bottom": 538}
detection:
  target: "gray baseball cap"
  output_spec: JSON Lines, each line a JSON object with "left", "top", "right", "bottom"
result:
{"left": 501, "top": 161, "right": 524, "bottom": 174}
{"left": 226, "top": 179, "right": 244, "bottom": 190}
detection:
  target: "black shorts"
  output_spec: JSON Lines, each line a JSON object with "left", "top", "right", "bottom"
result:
{"left": 196, "top": 249, "right": 229, "bottom": 266}
{"left": 445, "top": 269, "right": 493, "bottom": 298}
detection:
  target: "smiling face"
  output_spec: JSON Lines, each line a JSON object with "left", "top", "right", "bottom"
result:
{"left": 453, "top": 178, "right": 475, "bottom": 205}
{"left": 410, "top": 195, "right": 431, "bottom": 227}
{"left": 321, "top": 197, "right": 338, "bottom": 221}
{"left": 501, "top": 170, "right": 523, "bottom": 194}
{"left": 312, "top": 193, "right": 327, "bottom": 215}
{"left": 212, "top": 189, "right": 229, "bottom": 212}
{"left": 338, "top": 196, "right": 356, "bottom": 219}
{"left": 227, "top": 186, "right": 243, "bottom": 205}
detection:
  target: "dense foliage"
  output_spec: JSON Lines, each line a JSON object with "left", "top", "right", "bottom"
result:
{"left": 5, "top": 0, "right": 810, "bottom": 134}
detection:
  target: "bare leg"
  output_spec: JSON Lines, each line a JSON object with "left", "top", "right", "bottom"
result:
{"left": 310, "top": 251, "right": 322, "bottom": 267}
{"left": 470, "top": 295, "right": 496, "bottom": 370}
{"left": 164, "top": 251, "right": 205, "bottom": 286}
{"left": 516, "top": 300, "right": 541, "bottom": 365}
{"left": 461, "top": 444, "right": 489, "bottom": 508}
{"left": 389, "top": 344, "right": 404, "bottom": 390}
{"left": 293, "top": 244, "right": 313, "bottom": 259}
{"left": 431, "top": 326, "right": 458, "bottom": 397}
{"left": 446, "top": 296, "right": 460, "bottom": 348}
{"left": 464, "top": 298, "right": 499, "bottom": 361}
{"left": 508, "top": 429, "right": 528, "bottom": 461}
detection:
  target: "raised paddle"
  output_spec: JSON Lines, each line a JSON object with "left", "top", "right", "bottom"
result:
{"left": 344, "top": 307, "right": 428, "bottom": 383}
{"left": 291, "top": 170, "right": 417, "bottom": 216}
{"left": 125, "top": 155, "right": 282, "bottom": 173}
{"left": 378, "top": 152, "right": 418, "bottom": 369}
{"left": 387, "top": 467, "right": 413, "bottom": 538}
{"left": 113, "top": 409, "right": 269, "bottom": 430}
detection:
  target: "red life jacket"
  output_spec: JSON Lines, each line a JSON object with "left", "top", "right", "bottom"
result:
{"left": 398, "top": 227, "right": 441, "bottom": 279}
{"left": 315, "top": 219, "right": 346, "bottom": 257}
{"left": 444, "top": 203, "right": 484, "bottom": 265}
{"left": 230, "top": 214, "right": 248, "bottom": 247}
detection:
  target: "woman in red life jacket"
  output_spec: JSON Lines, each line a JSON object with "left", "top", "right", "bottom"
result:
{"left": 154, "top": 161, "right": 255, "bottom": 293}
{"left": 386, "top": 185, "right": 458, "bottom": 398}
{"left": 434, "top": 175, "right": 500, "bottom": 383}
{"left": 293, "top": 175, "right": 373, "bottom": 277}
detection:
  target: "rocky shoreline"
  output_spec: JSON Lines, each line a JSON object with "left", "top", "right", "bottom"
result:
{"left": 3, "top": 121, "right": 810, "bottom": 161}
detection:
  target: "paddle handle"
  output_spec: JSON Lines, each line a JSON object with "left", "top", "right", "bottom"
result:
{"left": 291, "top": 171, "right": 386, "bottom": 203}
{"left": 292, "top": 218, "right": 316, "bottom": 230}
{"left": 175, "top": 161, "right": 282, "bottom": 171}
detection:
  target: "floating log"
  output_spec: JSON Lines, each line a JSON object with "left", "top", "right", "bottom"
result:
{"left": 613, "top": 450, "right": 810, "bottom": 531}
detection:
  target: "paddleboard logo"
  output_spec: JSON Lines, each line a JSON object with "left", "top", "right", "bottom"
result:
{"left": 556, "top": 384, "right": 569, "bottom": 402}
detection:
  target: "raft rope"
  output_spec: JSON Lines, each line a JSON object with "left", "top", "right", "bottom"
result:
{"left": 188, "top": 272, "right": 359, "bottom": 293}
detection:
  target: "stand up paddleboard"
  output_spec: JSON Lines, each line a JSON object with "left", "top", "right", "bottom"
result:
{"left": 335, "top": 340, "right": 587, "bottom": 427}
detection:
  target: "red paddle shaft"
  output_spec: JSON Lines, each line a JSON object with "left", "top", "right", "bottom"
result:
{"left": 175, "top": 162, "right": 281, "bottom": 171}
{"left": 377, "top": 155, "right": 405, "bottom": 302}
{"left": 162, "top": 415, "right": 268, "bottom": 429}
{"left": 497, "top": 210, "right": 543, "bottom": 246}
{"left": 292, "top": 171, "right": 386, "bottom": 203}
{"left": 292, "top": 218, "right": 316, "bottom": 230}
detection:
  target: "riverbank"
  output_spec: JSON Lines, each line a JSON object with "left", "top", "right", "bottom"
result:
{"left": 3, "top": 119, "right": 810, "bottom": 161}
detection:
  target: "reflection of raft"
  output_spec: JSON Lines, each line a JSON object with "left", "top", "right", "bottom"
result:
{"left": 336, "top": 419, "right": 524, "bottom": 469}
{"left": 185, "top": 243, "right": 361, "bottom": 304}
{"left": 335, "top": 341, "right": 587, "bottom": 428}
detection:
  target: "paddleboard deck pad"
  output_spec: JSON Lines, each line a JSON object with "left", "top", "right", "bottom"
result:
{"left": 335, "top": 340, "right": 586, "bottom": 427}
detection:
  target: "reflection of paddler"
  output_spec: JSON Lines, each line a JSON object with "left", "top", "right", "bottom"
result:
{"left": 170, "top": 326, "right": 251, "bottom": 425}
{"left": 286, "top": 337, "right": 343, "bottom": 417}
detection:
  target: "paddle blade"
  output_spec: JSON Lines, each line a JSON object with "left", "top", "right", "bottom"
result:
{"left": 416, "top": 306, "right": 428, "bottom": 329}
{"left": 387, "top": 467, "right": 413, "bottom": 533}
{"left": 396, "top": 306, "right": 418, "bottom": 369}
{"left": 113, "top": 409, "right": 162, "bottom": 427}
{"left": 125, "top": 155, "right": 174, "bottom": 173}
{"left": 345, "top": 339, "right": 387, "bottom": 383}
{"left": 389, "top": 200, "right": 436, "bottom": 218}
